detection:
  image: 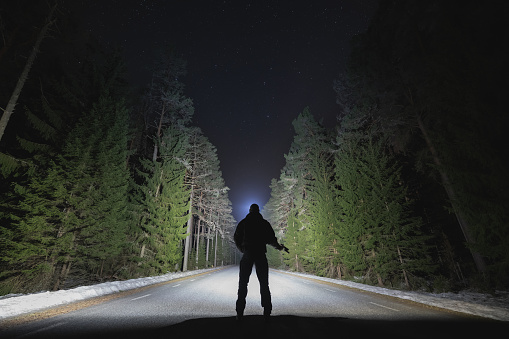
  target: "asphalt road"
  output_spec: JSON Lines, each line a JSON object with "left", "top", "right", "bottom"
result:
{"left": 1, "top": 266, "right": 506, "bottom": 338}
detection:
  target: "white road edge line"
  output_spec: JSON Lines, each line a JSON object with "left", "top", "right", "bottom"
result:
{"left": 16, "top": 322, "right": 67, "bottom": 338}
{"left": 369, "top": 302, "right": 400, "bottom": 312}
{"left": 131, "top": 294, "right": 151, "bottom": 301}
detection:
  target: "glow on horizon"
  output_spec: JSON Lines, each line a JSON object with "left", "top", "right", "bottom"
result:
{"left": 233, "top": 195, "right": 269, "bottom": 222}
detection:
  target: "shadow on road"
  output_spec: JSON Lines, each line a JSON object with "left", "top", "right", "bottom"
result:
{"left": 159, "top": 315, "right": 506, "bottom": 339}
{"left": 11, "top": 315, "right": 507, "bottom": 339}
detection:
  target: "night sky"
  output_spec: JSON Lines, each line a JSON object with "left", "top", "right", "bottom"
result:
{"left": 77, "top": 0, "right": 379, "bottom": 222}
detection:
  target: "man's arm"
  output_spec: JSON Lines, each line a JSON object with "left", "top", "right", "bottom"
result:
{"left": 269, "top": 241, "right": 289, "bottom": 253}
{"left": 234, "top": 222, "right": 245, "bottom": 253}
{"left": 265, "top": 221, "right": 289, "bottom": 253}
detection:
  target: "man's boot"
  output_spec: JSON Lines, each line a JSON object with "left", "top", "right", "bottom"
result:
{"left": 263, "top": 307, "right": 271, "bottom": 322}
{"left": 236, "top": 309, "right": 244, "bottom": 322}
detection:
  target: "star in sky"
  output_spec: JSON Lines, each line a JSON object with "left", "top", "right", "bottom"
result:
{"left": 77, "top": 0, "right": 379, "bottom": 221}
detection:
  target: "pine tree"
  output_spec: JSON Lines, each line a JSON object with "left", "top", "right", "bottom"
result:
{"left": 182, "top": 127, "right": 232, "bottom": 270}
{"left": 337, "top": 0, "right": 509, "bottom": 285}
{"left": 136, "top": 125, "right": 190, "bottom": 274}
{"left": 266, "top": 108, "right": 337, "bottom": 276}
{"left": 0, "top": 163, "right": 73, "bottom": 292}
{"left": 75, "top": 95, "right": 132, "bottom": 280}
{"left": 307, "top": 146, "right": 340, "bottom": 278}
{"left": 282, "top": 209, "right": 312, "bottom": 272}
{"left": 0, "top": 92, "right": 133, "bottom": 291}
{"left": 365, "top": 137, "right": 435, "bottom": 287}
{"left": 334, "top": 135, "right": 368, "bottom": 278}
{"left": 336, "top": 127, "right": 434, "bottom": 287}
{"left": 159, "top": 127, "right": 191, "bottom": 271}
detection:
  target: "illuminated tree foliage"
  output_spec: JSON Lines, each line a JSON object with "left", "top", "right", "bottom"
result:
{"left": 0, "top": 93, "right": 132, "bottom": 291}
{"left": 183, "top": 127, "right": 235, "bottom": 271}
{"left": 0, "top": 47, "right": 236, "bottom": 294}
{"left": 267, "top": 107, "right": 434, "bottom": 287}
{"left": 136, "top": 125, "right": 190, "bottom": 274}
{"left": 131, "top": 55, "right": 235, "bottom": 275}
{"left": 267, "top": 108, "right": 338, "bottom": 276}
{"left": 267, "top": 0, "right": 508, "bottom": 290}
{"left": 336, "top": 122, "right": 434, "bottom": 287}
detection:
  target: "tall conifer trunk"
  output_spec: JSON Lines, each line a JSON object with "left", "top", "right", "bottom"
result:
{"left": 214, "top": 228, "right": 218, "bottom": 267}
{"left": 183, "top": 185, "right": 193, "bottom": 271}
{"left": 0, "top": 3, "right": 57, "bottom": 142}
{"left": 416, "top": 112, "right": 487, "bottom": 274}
{"left": 206, "top": 226, "right": 211, "bottom": 267}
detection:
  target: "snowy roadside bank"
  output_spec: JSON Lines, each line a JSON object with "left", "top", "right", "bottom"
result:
{"left": 278, "top": 269, "right": 509, "bottom": 321}
{"left": 2, "top": 267, "right": 508, "bottom": 322}
{"left": 0, "top": 267, "right": 220, "bottom": 321}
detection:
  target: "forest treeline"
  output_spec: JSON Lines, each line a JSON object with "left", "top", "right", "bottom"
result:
{"left": 0, "top": 1, "right": 236, "bottom": 294}
{"left": 1, "top": 0, "right": 508, "bottom": 295}
{"left": 265, "top": 1, "right": 509, "bottom": 290}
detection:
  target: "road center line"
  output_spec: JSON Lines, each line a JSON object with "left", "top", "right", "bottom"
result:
{"left": 369, "top": 301, "right": 400, "bottom": 312}
{"left": 131, "top": 294, "right": 151, "bottom": 301}
{"left": 172, "top": 284, "right": 181, "bottom": 287}
{"left": 324, "top": 288, "right": 337, "bottom": 292}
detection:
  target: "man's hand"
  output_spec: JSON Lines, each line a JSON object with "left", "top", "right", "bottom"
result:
{"left": 279, "top": 244, "right": 289, "bottom": 253}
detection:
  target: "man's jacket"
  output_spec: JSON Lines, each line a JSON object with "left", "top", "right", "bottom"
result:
{"left": 234, "top": 212, "right": 279, "bottom": 254}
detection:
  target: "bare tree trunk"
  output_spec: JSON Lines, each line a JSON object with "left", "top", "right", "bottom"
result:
{"left": 52, "top": 231, "right": 76, "bottom": 291}
{"left": 99, "top": 260, "right": 104, "bottom": 279}
{"left": 416, "top": 113, "right": 487, "bottom": 274}
{"left": 183, "top": 184, "right": 194, "bottom": 271}
{"left": 221, "top": 236, "right": 224, "bottom": 266}
{"left": 396, "top": 244, "right": 410, "bottom": 288}
{"left": 140, "top": 243, "right": 146, "bottom": 258}
{"left": 0, "top": 2, "right": 57, "bottom": 142}
{"left": 195, "top": 219, "right": 201, "bottom": 267}
{"left": 52, "top": 261, "right": 67, "bottom": 291}
{"left": 205, "top": 226, "right": 211, "bottom": 267}
{"left": 214, "top": 228, "right": 218, "bottom": 267}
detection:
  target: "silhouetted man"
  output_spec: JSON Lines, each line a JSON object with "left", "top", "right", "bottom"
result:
{"left": 234, "top": 203, "right": 288, "bottom": 321}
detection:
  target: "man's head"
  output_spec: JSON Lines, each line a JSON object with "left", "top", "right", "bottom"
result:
{"left": 249, "top": 204, "right": 259, "bottom": 213}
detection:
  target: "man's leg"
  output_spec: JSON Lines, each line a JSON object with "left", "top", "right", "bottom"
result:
{"left": 254, "top": 255, "right": 272, "bottom": 317}
{"left": 236, "top": 253, "right": 254, "bottom": 318}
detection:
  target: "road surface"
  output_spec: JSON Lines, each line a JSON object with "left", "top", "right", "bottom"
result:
{"left": 1, "top": 266, "right": 506, "bottom": 338}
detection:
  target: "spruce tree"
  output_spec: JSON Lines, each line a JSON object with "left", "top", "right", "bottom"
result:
{"left": 76, "top": 95, "right": 132, "bottom": 279}
{"left": 307, "top": 147, "right": 340, "bottom": 277}
{"left": 336, "top": 128, "right": 434, "bottom": 287}
{"left": 137, "top": 125, "right": 190, "bottom": 274}
{"left": 282, "top": 209, "right": 312, "bottom": 272}
{"left": 0, "top": 163, "right": 73, "bottom": 292}
{"left": 338, "top": 0, "right": 509, "bottom": 286}
{"left": 266, "top": 108, "right": 337, "bottom": 275}
{"left": 334, "top": 135, "right": 368, "bottom": 278}
{"left": 0, "top": 92, "right": 133, "bottom": 291}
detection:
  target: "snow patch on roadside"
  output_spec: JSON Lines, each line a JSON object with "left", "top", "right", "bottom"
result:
{"left": 2, "top": 267, "right": 508, "bottom": 322}
{"left": 280, "top": 270, "right": 509, "bottom": 321}
{"left": 0, "top": 268, "right": 218, "bottom": 320}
